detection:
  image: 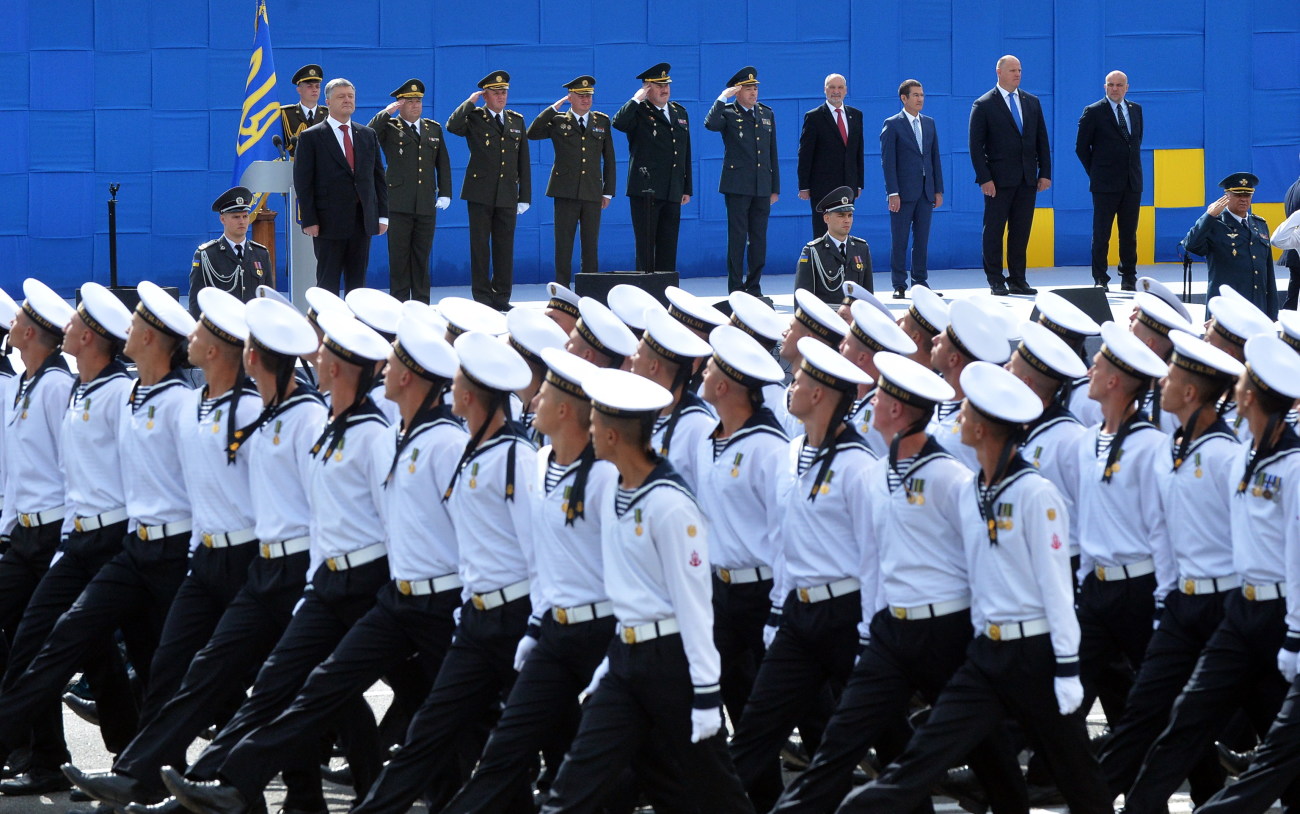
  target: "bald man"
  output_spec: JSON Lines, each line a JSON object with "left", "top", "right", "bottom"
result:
{"left": 797, "top": 73, "right": 865, "bottom": 238}
{"left": 1076, "top": 70, "right": 1143, "bottom": 292}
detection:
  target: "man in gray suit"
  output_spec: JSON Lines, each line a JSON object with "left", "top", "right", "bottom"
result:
{"left": 881, "top": 79, "right": 943, "bottom": 299}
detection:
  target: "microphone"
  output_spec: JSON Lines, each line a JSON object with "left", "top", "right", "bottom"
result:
{"left": 272, "top": 135, "right": 287, "bottom": 160}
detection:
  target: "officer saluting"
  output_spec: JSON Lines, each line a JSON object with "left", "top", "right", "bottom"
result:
{"left": 795, "top": 186, "right": 872, "bottom": 303}
{"left": 188, "top": 186, "right": 268, "bottom": 316}
{"left": 279, "top": 64, "right": 327, "bottom": 158}
{"left": 1183, "top": 172, "right": 1278, "bottom": 318}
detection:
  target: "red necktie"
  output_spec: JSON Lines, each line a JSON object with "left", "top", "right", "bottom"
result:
{"left": 342, "top": 124, "right": 355, "bottom": 170}
{"left": 835, "top": 107, "right": 847, "bottom": 145}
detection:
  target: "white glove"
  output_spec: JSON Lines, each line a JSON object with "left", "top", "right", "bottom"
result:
{"left": 453, "top": 605, "right": 462, "bottom": 626}
{"left": 513, "top": 634, "right": 538, "bottom": 671}
{"left": 582, "top": 656, "right": 610, "bottom": 697}
{"left": 1278, "top": 647, "right": 1299, "bottom": 683}
{"left": 762, "top": 624, "right": 778, "bottom": 649}
{"left": 516, "top": 202, "right": 530, "bottom": 215}
{"left": 435, "top": 197, "right": 451, "bottom": 210}
{"left": 690, "top": 707, "right": 723, "bottom": 743}
{"left": 1054, "top": 676, "right": 1084, "bottom": 715}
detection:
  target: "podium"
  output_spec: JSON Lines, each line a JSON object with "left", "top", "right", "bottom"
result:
{"left": 241, "top": 159, "right": 315, "bottom": 309}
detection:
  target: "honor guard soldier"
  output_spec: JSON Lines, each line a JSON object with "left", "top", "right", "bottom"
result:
{"left": 542, "top": 282, "right": 581, "bottom": 336}
{"left": 1130, "top": 292, "right": 1195, "bottom": 433}
{"left": 608, "top": 283, "right": 667, "bottom": 338}
{"left": 189, "top": 186, "right": 269, "bottom": 316}
{"left": 1033, "top": 291, "right": 1102, "bottom": 427}
{"left": 528, "top": 75, "right": 617, "bottom": 286}
{"left": 1184, "top": 173, "right": 1278, "bottom": 318}
{"left": 795, "top": 186, "right": 872, "bottom": 304}
{"left": 665, "top": 284, "right": 728, "bottom": 343}
{"left": 504, "top": 307, "right": 569, "bottom": 438}
{"left": 280, "top": 64, "right": 327, "bottom": 157}
{"left": 835, "top": 363, "right": 1110, "bottom": 814}
{"left": 841, "top": 298, "right": 917, "bottom": 458}
{"left": 447, "top": 71, "right": 531, "bottom": 311}
{"left": 566, "top": 296, "right": 637, "bottom": 370}
{"left": 898, "top": 283, "right": 949, "bottom": 367}
{"left": 706, "top": 67, "right": 780, "bottom": 297}
{"left": 929, "top": 298, "right": 1013, "bottom": 472}
{"left": 776, "top": 290, "right": 849, "bottom": 437}
{"left": 613, "top": 63, "right": 693, "bottom": 273}
{"left": 369, "top": 78, "right": 453, "bottom": 304}
{"left": 633, "top": 309, "right": 715, "bottom": 493}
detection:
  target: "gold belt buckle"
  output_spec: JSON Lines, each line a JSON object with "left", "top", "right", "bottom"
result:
{"left": 472, "top": 594, "right": 486, "bottom": 611}
{"left": 74, "top": 517, "right": 84, "bottom": 532}
{"left": 261, "top": 543, "right": 271, "bottom": 558}
{"left": 1184, "top": 578, "right": 1196, "bottom": 595}
{"left": 556, "top": 607, "right": 569, "bottom": 625}
{"left": 798, "top": 587, "right": 811, "bottom": 603}
{"left": 19, "top": 514, "right": 31, "bottom": 528}
{"left": 622, "top": 626, "right": 637, "bottom": 644}
{"left": 398, "top": 580, "right": 411, "bottom": 595}
{"left": 893, "top": 607, "right": 907, "bottom": 620}
{"left": 202, "top": 532, "right": 214, "bottom": 548}
{"left": 988, "top": 623, "right": 1001, "bottom": 641}
{"left": 1244, "top": 584, "right": 1257, "bottom": 600}
{"left": 138, "top": 526, "right": 149, "bottom": 540}
{"left": 326, "top": 557, "right": 338, "bottom": 571}
{"left": 1095, "top": 565, "right": 1107, "bottom": 581}
{"left": 719, "top": 569, "right": 732, "bottom": 584}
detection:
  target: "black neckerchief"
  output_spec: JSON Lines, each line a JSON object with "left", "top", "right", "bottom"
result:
{"left": 805, "top": 422, "right": 868, "bottom": 502}
{"left": 889, "top": 414, "right": 935, "bottom": 473}
{"left": 556, "top": 442, "right": 598, "bottom": 526}
{"left": 1236, "top": 422, "right": 1300, "bottom": 495}
{"left": 199, "top": 376, "right": 256, "bottom": 465}
{"left": 1100, "top": 410, "right": 1154, "bottom": 484}
{"left": 1024, "top": 400, "right": 1081, "bottom": 442}
{"left": 977, "top": 453, "right": 1034, "bottom": 545}
{"left": 889, "top": 435, "right": 953, "bottom": 494}
{"left": 310, "top": 397, "right": 386, "bottom": 466}
{"left": 0, "top": 354, "right": 15, "bottom": 377}
{"left": 1172, "top": 414, "right": 1233, "bottom": 472}
{"left": 615, "top": 456, "right": 696, "bottom": 518}
{"left": 13, "top": 352, "right": 70, "bottom": 410}
{"left": 68, "top": 358, "right": 130, "bottom": 408}
{"left": 230, "top": 384, "right": 325, "bottom": 459}
{"left": 443, "top": 419, "right": 533, "bottom": 503}
{"left": 658, "top": 388, "right": 709, "bottom": 458}
{"left": 710, "top": 406, "right": 787, "bottom": 458}
{"left": 384, "top": 402, "right": 457, "bottom": 486}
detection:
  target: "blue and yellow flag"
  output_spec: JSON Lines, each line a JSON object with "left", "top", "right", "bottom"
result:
{"left": 232, "top": 0, "right": 280, "bottom": 188}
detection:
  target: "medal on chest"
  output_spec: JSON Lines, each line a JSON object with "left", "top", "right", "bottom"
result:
{"left": 212, "top": 408, "right": 222, "bottom": 434}
{"left": 634, "top": 507, "right": 643, "bottom": 536}
{"left": 469, "top": 461, "right": 478, "bottom": 489}
{"left": 905, "top": 477, "right": 925, "bottom": 505}
{"left": 81, "top": 396, "right": 91, "bottom": 422}
{"left": 146, "top": 405, "right": 156, "bottom": 430}
{"left": 730, "top": 452, "right": 743, "bottom": 478}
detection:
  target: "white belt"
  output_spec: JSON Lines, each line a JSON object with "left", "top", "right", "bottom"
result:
{"left": 396, "top": 573, "right": 462, "bottom": 596}
{"left": 983, "top": 617, "right": 1049, "bottom": 641}
{"left": 18, "top": 506, "right": 66, "bottom": 528}
{"left": 1180, "top": 574, "right": 1242, "bottom": 596}
{"left": 1094, "top": 557, "right": 1155, "bottom": 582}
{"left": 471, "top": 578, "right": 530, "bottom": 611}
{"left": 796, "top": 577, "right": 861, "bottom": 603}
{"left": 618, "top": 616, "right": 680, "bottom": 644}
{"left": 716, "top": 565, "right": 773, "bottom": 584}
{"left": 73, "top": 507, "right": 129, "bottom": 533}
{"left": 1243, "top": 581, "right": 1287, "bottom": 601}
{"left": 552, "top": 600, "right": 615, "bottom": 625}
{"left": 890, "top": 597, "right": 971, "bottom": 621}
{"left": 137, "top": 520, "right": 192, "bottom": 541}
{"left": 201, "top": 526, "right": 257, "bottom": 549}
{"left": 324, "top": 541, "right": 387, "bottom": 572}
{"left": 260, "top": 536, "right": 312, "bottom": 559}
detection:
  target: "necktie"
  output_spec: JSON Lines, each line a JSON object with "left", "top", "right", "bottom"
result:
{"left": 835, "top": 107, "right": 847, "bottom": 145}
{"left": 341, "top": 124, "right": 355, "bottom": 170}
{"left": 1116, "top": 103, "right": 1130, "bottom": 142}
{"left": 838, "top": 242, "right": 846, "bottom": 263}
{"left": 579, "top": 116, "right": 586, "bottom": 134}
{"left": 234, "top": 244, "right": 243, "bottom": 264}
{"left": 495, "top": 113, "right": 505, "bottom": 132}
{"left": 911, "top": 116, "right": 923, "bottom": 153}
{"left": 1007, "top": 91, "right": 1023, "bottom": 133}
{"left": 305, "top": 109, "right": 313, "bottom": 125}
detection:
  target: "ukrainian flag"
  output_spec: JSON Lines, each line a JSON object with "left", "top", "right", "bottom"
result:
{"left": 232, "top": 0, "right": 280, "bottom": 188}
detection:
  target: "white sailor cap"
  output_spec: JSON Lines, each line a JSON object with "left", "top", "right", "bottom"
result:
{"left": 401, "top": 300, "right": 449, "bottom": 335}
{"left": 506, "top": 307, "right": 569, "bottom": 367}
{"left": 873, "top": 351, "right": 955, "bottom": 408}
{"left": 797, "top": 336, "right": 872, "bottom": 393}
{"left": 246, "top": 298, "right": 319, "bottom": 357}
{"left": 21, "top": 278, "right": 74, "bottom": 337}
{"left": 966, "top": 294, "right": 1021, "bottom": 341}
{"left": 0, "top": 287, "right": 19, "bottom": 332}
{"left": 196, "top": 288, "right": 249, "bottom": 346}
{"left": 709, "top": 324, "right": 784, "bottom": 389}
{"left": 1245, "top": 334, "right": 1300, "bottom": 400}
{"left": 583, "top": 368, "right": 673, "bottom": 417}
{"left": 960, "top": 361, "right": 1043, "bottom": 424}
{"left": 394, "top": 316, "right": 458, "bottom": 382}
{"left": 848, "top": 299, "right": 917, "bottom": 356}
{"left": 643, "top": 307, "right": 711, "bottom": 365}
{"left": 575, "top": 297, "right": 637, "bottom": 361}
{"left": 1168, "top": 330, "right": 1244, "bottom": 383}
{"left": 1034, "top": 291, "right": 1100, "bottom": 341}
{"left": 136, "top": 280, "right": 196, "bottom": 339}
{"left": 945, "top": 299, "right": 1011, "bottom": 364}
{"left": 540, "top": 346, "right": 598, "bottom": 399}
{"left": 345, "top": 288, "right": 403, "bottom": 339}
{"left": 608, "top": 284, "right": 666, "bottom": 333}
{"left": 545, "top": 282, "right": 581, "bottom": 320}
{"left": 906, "top": 285, "right": 949, "bottom": 335}
{"left": 1016, "top": 321, "right": 1087, "bottom": 381}
{"left": 1138, "top": 277, "right": 1191, "bottom": 323}
{"left": 1278, "top": 310, "right": 1300, "bottom": 354}
{"left": 255, "top": 284, "right": 294, "bottom": 308}
{"left": 304, "top": 287, "right": 349, "bottom": 326}
{"left": 1134, "top": 292, "right": 1194, "bottom": 338}
{"left": 842, "top": 281, "right": 894, "bottom": 321}
{"left": 727, "top": 291, "right": 786, "bottom": 346}
{"left": 1099, "top": 321, "right": 1168, "bottom": 380}
{"left": 317, "top": 311, "right": 390, "bottom": 366}
{"left": 1208, "top": 295, "right": 1273, "bottom": 347}
{"left": 664, "top": 285, "right": 727, "bottom": 335}
{"left": 793, "top": 288, "right": 849, "bottom": 345}
{"left": 77, "top": 282, "right": 132, "bottom": 342}
{"left": 438, "top": 296, "right": 508, "bottom": 338}
{"left": 454, "top": 331, "right": 531, "bottom": 392}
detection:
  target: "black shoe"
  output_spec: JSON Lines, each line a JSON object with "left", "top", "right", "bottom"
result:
{"left": 70, "top": 788, "right": 93, "bottom": 802}
{"left": 1, "top": 747, "right": 31, "bottom": 779}
{"left": 935, "top": 766, "right": 988, "bottom": 814}
{"left": 1119, "top": 280, "right": 1137, "bottom": 292}
{"left": 319, "top": 762, "right": 352, "bottom": 785}
{"left": 1095, "top": 280, "right": 1111, "bottom": 292}
{"left": 159, "top": 768, "right": 246, "bottom": 814}
{"left": 893, "top": 288, "right": 906, "bottom": 299}
{"left": 1216, "top": 740, "right": 1254, "bottom": 776}
{"left": 0, "top": 768, "right": 74, "bottom": 796}
{"left": 64, "top": 765, "right": 156, "bottom": 808}
{"left": 126, "top": 798, "right": 185, "bottom": 814}
{"left": 63, "top": 692, "right": 101, "bottom": 726}
{"left": 1007, "top": 283, "right": 1038, "bottom": 295}
{"left": 64, "top": 675, "right": 95, "bottom": 702}
{"left": 990, "top": 286, "right": 1010, "bottom": 297}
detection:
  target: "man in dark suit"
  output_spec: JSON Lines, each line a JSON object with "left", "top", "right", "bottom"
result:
{"left": 1075, "top": 70, "right": 1143, "bottom": 292}
{"left": 368, "top": 78, "right": 453, "bottom": 303}
{"left": 612, "top": 62, "right": 692, "bottom": 273}
{"left": 292, "top": 78, "right": 389, "bottom": 295}
{"left": 797, "top": 73, "right": 865, "bottom": 239}
{"left": 969, "top": 55, "right": 1051, "bottom": 296}
{"left": 279, "top": 64, "right": 328, "bottom": 158}
{"left": 188, "top": 186, "right": 269, "bottom": 316}
{"left": 527, "top": 75, "right": 616, "bottom": 287}
{"left": 705, "top": 66, "right": 780, "bottom": 298}
{"left": 447, "top": 71, "right": 531, "bottom": 310}
{"left": 881, "top": 79, "right": 943, "bottom": 299}
{"left": 1279, "top": 156, "right": 1300, "bottom": 310}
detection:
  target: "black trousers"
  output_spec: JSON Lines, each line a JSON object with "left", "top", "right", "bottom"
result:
{"left": 810, "top": 201, "right": 829, "bottom": 239}
{"left": 313, "top": 204, "right": 372, "bottom": 295}
{"left": 981, "top": 183, "right": 1037, "bottom": 286}
{"left": 442, "top": 611, "right": 614, "bottom": 813}
{"left": 112, "top": 550, "right": 310, "bottom": 798}
{"left": 554, "top": 197, "right": 602, "bottom": 286}
{"left": 219, "top": 580, "right": 460, "bottom": 805}
{"left": 351, "top": 595, "right": 532, "bottom": 814}
{"left": 836, "top": 634, "right": 1110, "bottom": 814}
{"left": 725, "top": 193, "right": 770, "bottom": 295}
{"left": 387, "top": 211, "right": 436, "bottom": 303}
{"left": 889, "top": 196, "right": 934, "bottom": 290}
{"left": 539, "top": 634, "right": 756, "bottom": 814}
{"left": 1090, "top": 188, "right": 1140, "bottom": 285}
{"left": 466, "top": 202, "right": 517, "bottom": 309}
{"left": 1077, "top": 571, "right": 1156, "bottom": 725}
{"left": 1196, "top": 671, "right": 1300, "bottom": 813}
{"left": 628, "top": 197, "right": 681, "bottom": 273}
{"left": 712, "top": 576, "right": 772, "bottom": 727}
{"left": 771, "top": 608, "right": 1027, "bottom": 814}
{"left": 1122, "top": 592, "right": 1300, "bottom": 814}
{"left": 0, "top": 520, "right": 64, "bottom": 677}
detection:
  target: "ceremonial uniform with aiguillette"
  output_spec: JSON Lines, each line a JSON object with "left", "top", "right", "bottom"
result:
{"left": 188, "top": 187, "right": 268, "bottom": 317}
{"left": 527, "top": 76, "right": 617, "bottom": 286}
{"left": 447, "top": 72, "right": 531, "bottom": 311}
{"left": 1183, "top": 173, "right": 1278, "bottom": 319}
{"left": 280, "top": 64, "right": 328, "bottom": 158}
{"left": 795, "top": 188, "right": 871, "bottom": 304}
{"left": 368, "top": 79, "right": 453, "bottom": 304}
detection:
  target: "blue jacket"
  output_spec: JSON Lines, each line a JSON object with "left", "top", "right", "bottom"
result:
{"left": 880, "top": 111, "right": 943, "bottom": 202}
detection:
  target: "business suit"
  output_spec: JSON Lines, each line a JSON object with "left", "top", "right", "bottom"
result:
{"left": 1281, "top": 175, "right": 1300, "bottom": 309}
{"left": 880, "top": 111, "right": 943, "bottom": 290}
{"left": 705, "top": 98, "right": 779, "bottom": 295}
{"left": 797, "top": 103, "right": 864, "bottom": 238}
{"left": 1075, "top": 97, "right": 1143, "bottom": 287}
{"left": 969, "top": 86, "right": 1051, "bottom": 289}
{"left": 612, "top": 98, "right": 692, "bottom": 272}
{"left": 293, "top": 119, "right": 389, "bottom": 294}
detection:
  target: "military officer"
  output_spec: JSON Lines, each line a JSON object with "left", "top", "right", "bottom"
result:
{"left": 613, "top": 63, "right": 693, "bottom": 273}
{"left": 446, "top": 71, "right": 531, "bottom": 311}
{"left": 706, "top": 67, "right": 780, "bottom": 298}
{"left": 795, "top": 186, "right": 872, "bottom": 304}
{"left": 369, "top": 78, "right": 453, "bottom": 304}
{"left": 188, "top": 186, "right": 269, "bottom": 316}
{"left": 1183, "top": 172, "right": 1278, "bottom": 319}
{"left": 279, "top": 64, "right": 327, "bottom": 157}
{"left": 528, "top": 75, "right": 617, "bottom": 286}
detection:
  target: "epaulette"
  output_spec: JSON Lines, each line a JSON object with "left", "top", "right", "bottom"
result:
{"left": 247, "top": 240, "right": 267, "bottom": 251}
{"left": 198, "top": 239, "right": 220, "bottom": 251}
{"left": 279, "top": 103, "right": 296, "bottom": 111}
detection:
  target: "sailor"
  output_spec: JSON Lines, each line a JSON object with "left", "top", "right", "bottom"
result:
{"left": 607, "top": 283, "right": 666, "bottom": 339}
{"left": 839, "top": 298, "right": 917, "bottom": 458}
{"left": 541, "top": 282, "right": 581, "bottom": 337}
{"left": 346, "top": 287, "right": 405, "bottom": 425}
{"left": 664, "top": 285, "right": 728, "bottom": 343}
{"left": 897, "top": 284, "right": 949, "bottom": 367}
{"left": 565, "top": 296, "right": 637, "bottom": 370}
{"left": 504, "top": 307, "right": 569, "bottom": 440}
{"left": 725, "top": 290, "right": 790, "bottom": 428}
{"left": 0, "top": 289, "right": 19, "bottom": 553}
{"left": 632, "top": 308, "right": 714, "bottom": 492}
{"left": 929, "top": 298, "right": 1013, "bottom": 472}
{"left": 1204, "top": 293, "right": 1275, "bottom": 443}
{"left": 1033, "top": 290, "right": 1102, "bottom": 426}
{"left": 1129, "top": 292, "right": 1195, "bottom": 433}
{"left": 776, "top": 290, "right": 849, "bottom": 437}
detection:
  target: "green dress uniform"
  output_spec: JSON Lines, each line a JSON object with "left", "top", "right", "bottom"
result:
{"left": 527, "top": 75, "right": 616, "bottom": 286}
{"left": 1183, "top": 172, "right": 1277, "bottom": 318}
{"left": 446, "top": 71, "right": 531, "bottom": 311}
{"left": 279, "top": 65, "right": 328, "bottom": 158}
{"left": 368, "top": 79, "right": 454, "bottom": 303}
{"left": 188, "top": 186, "right": 268, "bottom": 317}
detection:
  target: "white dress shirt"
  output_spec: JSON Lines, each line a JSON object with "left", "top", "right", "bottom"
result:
{"left": 825, "top": 102, "right": 851, "bottom": 137}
